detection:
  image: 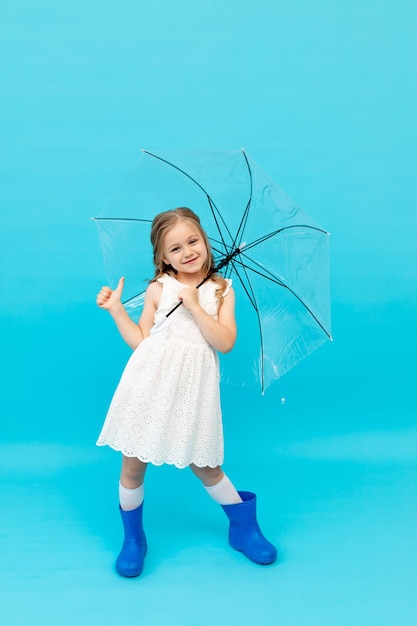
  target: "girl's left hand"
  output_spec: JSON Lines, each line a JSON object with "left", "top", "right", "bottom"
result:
{"left": 178, "top": 287, "right": 200, "bottom": 312}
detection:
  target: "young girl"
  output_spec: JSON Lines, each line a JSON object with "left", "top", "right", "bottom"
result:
{"left": 96, "top": 207, "right": 277, "bottom": 577}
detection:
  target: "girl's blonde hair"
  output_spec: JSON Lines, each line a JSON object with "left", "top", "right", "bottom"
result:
{"left": 150, "top": 207, "right": 228, "bottom": 299}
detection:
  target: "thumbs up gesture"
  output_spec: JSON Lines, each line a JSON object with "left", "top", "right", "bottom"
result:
{"left": 96, "top": 277, "right": 125, "bottom": 311}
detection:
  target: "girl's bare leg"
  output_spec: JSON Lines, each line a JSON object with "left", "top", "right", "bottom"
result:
{"left": 189, "top": 463, "right": 224, "bottom": 487}
{"left": 120, "top": 455, "right": 148, "bottom": 489}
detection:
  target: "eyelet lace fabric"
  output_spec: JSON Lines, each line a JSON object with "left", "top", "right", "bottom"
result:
{"left": 97, "top": 274, "right": 231, "bottom": 469}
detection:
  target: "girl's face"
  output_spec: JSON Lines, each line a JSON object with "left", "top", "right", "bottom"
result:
{"left": 162, "top": 220, "right": 208, "bottom": 280}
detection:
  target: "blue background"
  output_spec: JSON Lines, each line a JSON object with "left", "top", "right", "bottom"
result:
{"left": 1, "top": 1, "right": 416, "bottom": 625}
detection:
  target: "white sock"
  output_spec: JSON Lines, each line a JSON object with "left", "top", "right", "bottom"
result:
{"left": 204, "top": 474, "right": 243, "bottom": 505}
{"left": 119, "top": 482, "right": 144, "bottom": 511}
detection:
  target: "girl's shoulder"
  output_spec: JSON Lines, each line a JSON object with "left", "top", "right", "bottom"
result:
{"left": 147, "top": 279, "right": 164, "bottom": 292}
{"left": 145, "top": 279, "right": 163, "bottom": 306}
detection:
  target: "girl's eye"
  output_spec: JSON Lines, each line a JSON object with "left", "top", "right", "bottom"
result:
{"left": 171, "top": 246, "right": 180, "bottom": 252}
{"left": 190, "top": 239, "right": 198, "bottom": 244}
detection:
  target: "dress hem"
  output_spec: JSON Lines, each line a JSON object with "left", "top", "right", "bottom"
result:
{"left": 96, "top": 441, "right": 224, "bottom": 470}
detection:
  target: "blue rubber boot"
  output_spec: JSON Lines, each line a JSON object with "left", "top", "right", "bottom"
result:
{"left": 115, "top": 503, "right": 147, "bottom": 577}
{"left": 221, "top": 491, "right": 277, "bottom": 565}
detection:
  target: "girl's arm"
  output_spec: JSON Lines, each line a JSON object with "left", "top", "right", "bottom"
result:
{"left": 96, "top": 278, "right": 161, "bottom": 350}
{"left": 178, "top": 286, "right": 237, "bottom": 353}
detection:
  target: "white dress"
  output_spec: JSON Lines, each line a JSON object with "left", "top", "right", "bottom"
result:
{"left": 96, "top": 274, "right": 231, "bottom": 469}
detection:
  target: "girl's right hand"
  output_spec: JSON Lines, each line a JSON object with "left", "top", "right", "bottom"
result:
{"left": 96, "top": 277, "right": 125, "bottom": 311}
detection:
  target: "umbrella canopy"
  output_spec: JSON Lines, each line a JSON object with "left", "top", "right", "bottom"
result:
{"left": 93, "top": 149, "right": 331, "bottom": 393}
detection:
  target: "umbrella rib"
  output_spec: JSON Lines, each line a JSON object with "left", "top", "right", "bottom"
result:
{"left": 233, "top": 258, "right": 332, "bottom": 340}
{"left": 207, "top": 196, "right": 231, "bottom": 251}
{"left": 92, "top": 217, "right": 153, "bottom": 223}
{"left": 230, "top": 258, "right": 266, "bottom": 393}
{"left": 243, "top": 223, "right": 329, "bottom": 255}
{"left": 229, "top": 261, "right": 258, "bottom": 310}
{"left": 123, "top": 290, "right": 146, "bottom": 306}
{"left": 235, "top": 258, "right": 286, "bottom": 287}
{"left": 142, "top": 150, "right": 234, "bottom": 250}
{"left": 212, "top": 225, "right": 331, "bottom": 338}
{"left": 231, "top": 149, "right": 253, "bottom": 251}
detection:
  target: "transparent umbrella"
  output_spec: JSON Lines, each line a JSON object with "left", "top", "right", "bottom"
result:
{"left": 93, "top": 149, "right": 332, "bottom": 394}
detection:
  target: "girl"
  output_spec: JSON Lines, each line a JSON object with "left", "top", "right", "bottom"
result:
{"left": 96, "top": 207, "right": 277, "bottom": 577}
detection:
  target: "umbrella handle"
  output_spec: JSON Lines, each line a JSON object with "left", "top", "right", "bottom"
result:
{"left": 164, "top": 276, "right": 206, "bottom": 319}
{"left": 165, "top": 246, "right": 242, "bottom": 319}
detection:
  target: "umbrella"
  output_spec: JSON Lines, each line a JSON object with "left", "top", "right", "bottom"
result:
{"left": 93, "top": 149, "right": 332, "bottom": 394}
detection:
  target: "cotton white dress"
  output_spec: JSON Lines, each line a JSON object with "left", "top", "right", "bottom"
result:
{"left": 96, "top": 274, "right": 231, "bottom": 469}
